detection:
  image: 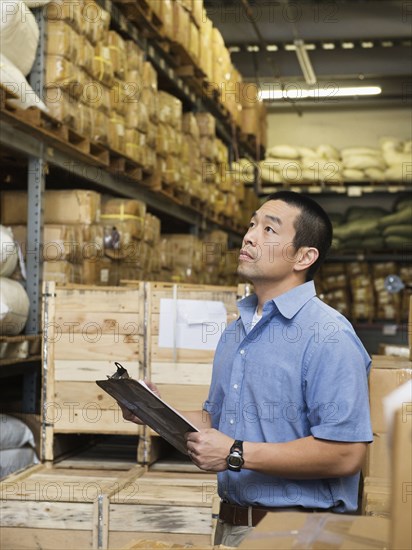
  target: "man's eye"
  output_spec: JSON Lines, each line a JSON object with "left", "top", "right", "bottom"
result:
{"left": 249, "top": 222, "right": 255, "bottom": 228}
{"left": 265, "top": 226, "right": 276, "bottom": 233}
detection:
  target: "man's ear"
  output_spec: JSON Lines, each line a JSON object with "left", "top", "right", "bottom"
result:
{"left": 294, "top": 247, "right": 319, "bottom": 273}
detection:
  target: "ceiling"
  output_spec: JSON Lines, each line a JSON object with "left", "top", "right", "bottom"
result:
{"left": 204, "top": 0, "right": 412, "bottom": 110}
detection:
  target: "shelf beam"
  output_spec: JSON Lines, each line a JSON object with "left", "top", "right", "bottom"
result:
{"left": 0, "top": 117, "right": 242, "bottom": 241}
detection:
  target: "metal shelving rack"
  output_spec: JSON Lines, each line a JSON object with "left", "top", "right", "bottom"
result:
{"left": 0, "top": 3, "right": 261, "bottom": 408}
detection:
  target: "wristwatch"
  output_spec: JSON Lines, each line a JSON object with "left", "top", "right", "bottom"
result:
{"left": 226, "top": 440, "right": 244, "bottom": 472}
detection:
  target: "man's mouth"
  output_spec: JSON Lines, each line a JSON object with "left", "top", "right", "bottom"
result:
{"left": 239, "top": 249, "right": 254, "bottom": 261}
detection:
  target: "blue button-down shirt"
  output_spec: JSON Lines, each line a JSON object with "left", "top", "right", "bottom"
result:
{"left": 204, "top": 281, "right": 372, "bottom": 512}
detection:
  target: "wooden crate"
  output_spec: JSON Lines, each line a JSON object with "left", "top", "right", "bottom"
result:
{"left": 0, "top": 462, "right": 217, "bottom": 550}
{"left": 146, "top": 282, "right": 239, "bottom": 404}
{"left": 134, "top": 282, "right": 239, "bottom": 462}
{"left": 42, "top": 282, "right": 145, "bottom": 461}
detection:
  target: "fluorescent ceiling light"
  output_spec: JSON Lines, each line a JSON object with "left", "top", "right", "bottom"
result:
{"left": 361, "top": 41, "right": 374, "bottom": 48}
{"left": 322, "top": 43, "right": 336, "bottom": 50}
{"left": 285, "top": 44, "right": 296, "bottom": 51}
{"left": 266, "top": 44, "right": 278, "bottom": 51}
{"left": 294, "top": 40, "right": 317, "bottom": 85}
{"left": 342, "top": 42, "right": 355, "bottom": 49}
{"left": 228, "top": 46, "right": 240, "bottom": 53}
{"left": 247, "top": 45, "right": 260, "bottom": 52}
{"left": 381, "top": 41, "right": 394, "bottom": 47}
{"left": 260, "top": 86, "right": 382, "bottom": 100}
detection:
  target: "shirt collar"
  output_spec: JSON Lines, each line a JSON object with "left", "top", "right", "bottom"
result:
{"left": 237, "top": 281, "right": 316, "bottom": 322}
{"left": 273, "top": 280, "right": 316, "bottom": 319}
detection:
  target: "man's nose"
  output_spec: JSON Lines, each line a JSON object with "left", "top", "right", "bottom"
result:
{"left": 243, "top": 227, "right": 257, "bottom": 246}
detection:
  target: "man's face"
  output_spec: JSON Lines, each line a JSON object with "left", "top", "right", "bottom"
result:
{"left": 237, "top": 200, "right": 301, "bottom": 283}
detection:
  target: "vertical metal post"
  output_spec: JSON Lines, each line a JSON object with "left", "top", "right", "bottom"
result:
{"left": 25, "top": 7, "right": 47, "bottom": 336}
{"left": 22, "top": 7, "right": 48, "bottom": 411}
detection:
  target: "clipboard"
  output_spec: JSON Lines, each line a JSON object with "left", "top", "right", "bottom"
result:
{"left": 96, "top": 363, "right": 198, "bottom": 456}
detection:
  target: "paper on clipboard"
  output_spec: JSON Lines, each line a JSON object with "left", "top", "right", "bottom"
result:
{"left": 96, "top": 376, "right": 198, "bottom": 456}
{"left": 158, "top": 298, "right": 227, "bottom": 350}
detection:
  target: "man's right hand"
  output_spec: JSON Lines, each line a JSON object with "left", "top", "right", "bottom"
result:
{"left": 117, "top": 380, "right": 161, "bottom": 425}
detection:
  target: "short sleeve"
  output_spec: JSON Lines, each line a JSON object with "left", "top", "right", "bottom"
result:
{"left": 304, "top": 329, "right": 373, "bottom": 443}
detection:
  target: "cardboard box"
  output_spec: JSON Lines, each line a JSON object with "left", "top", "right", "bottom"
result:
{"left": 369, "top": 356, "right": 412, "bottom": 432}
{"left": 390, "top": 408, "right": 412, "bottom": 550}
{"left": 363, "top": 433, "right": 391, "bottom": 479}
{"left": 239, "top": 512, "right": 389, "bottom": 549}
{"left": 409, "top": 295, "right": 412, "bottom": 360}
{"left": 362, "top": 476, "right": 391, "bottom": 517}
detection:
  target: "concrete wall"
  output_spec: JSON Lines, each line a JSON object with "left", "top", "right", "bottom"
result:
{"left": 267, "top": 107, "right": 412, "bottom": 149}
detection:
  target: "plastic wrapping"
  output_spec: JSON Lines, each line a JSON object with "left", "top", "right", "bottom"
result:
{"left": 90, "top": 109, "right": 109, "bottom": 144}
{"left": 46, "top": 55, "right": 82, "bottom": 97}
{"left": 77, "top": 35, "right": 94, "bottom": 76}
{"left": 45, "top": 0, "right": 84, "bottom": 34}
{"left": 91, "top": 45, "right": 114, "bottom": 87}
{"left": 82, "top": 80, "right": 111, "bottom": 114}
{"left": 125, "top": 40, "right": 144, "bottom": 73}
{"left": 108, "top": 114, "right": 126, "bottom": 153}
{"left": 44, "top": 89, "right": 75, "bottom": 126}
{"left": 108, "top": 30, "right": 126, "bottom": 80}
{"left": 47, "top": 20, "right": 79, "bottom": 63}
{"left": 124, "top": 128, "right": 146, "bottom": 165}
{"left": 72, "top": 102, "right": 93, "bottom": 137}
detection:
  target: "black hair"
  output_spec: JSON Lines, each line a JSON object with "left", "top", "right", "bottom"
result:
{"left": 264, "top": 191, "right": 333, "bottom": 280}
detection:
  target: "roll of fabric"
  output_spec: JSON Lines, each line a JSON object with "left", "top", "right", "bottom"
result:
{"left": 0, "top": 277, "right": 30, "bottom": 335}
{"left": 0, "top": 0, "right": 39, "bottom": 76}
{"left": 0, "top": 226, "right": 18, "bottom": 277}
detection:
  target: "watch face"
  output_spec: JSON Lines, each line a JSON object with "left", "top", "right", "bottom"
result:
{"left": 228, "top": 455, "right": 243, "bottom": 467}
{"left": 227, "top": 449, "right": 244, "bottom": 470}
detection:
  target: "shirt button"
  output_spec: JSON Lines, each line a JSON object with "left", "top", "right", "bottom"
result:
{"left": 229, "top": 419, "right": 234, "bottom": 425}
{"left": 233, "top": 384, "right": 238, "bottom": 389}
{"left": 240, "top": 349, "right": 245, "bottom": 355}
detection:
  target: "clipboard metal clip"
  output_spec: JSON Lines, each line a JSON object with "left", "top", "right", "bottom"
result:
{"left": 107, "top": 362, "right": 130, "bottom": 380}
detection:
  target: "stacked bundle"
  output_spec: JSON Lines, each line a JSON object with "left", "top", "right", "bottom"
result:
{"left": 315, "top": 263, "right": 350, "bottom": 318}
{"left": 181, "top": 113, "right": 204, "bottom": 202}
{"left": 158, "top": 234, "right": 203, "bottom": 283}
{"left": 1, "top": 189, "right": 103, "bottom": 285}
{"left": 333, "top": 207, "right": 388, "bottom": 250}
{"left": 341, "top": 147, "right": 386, "bottom": 182}
{"left": 261, "top": 144, "right": 343, "bottom": 185}
{"left": 378, "top": 197, "right": 412, "bottom": 248}
{"left": 331, "top": 198, "right": 411, "bottom": 250}
{"left": 381, "top": 137, "right": 412, "bottom": 183}
{"left": 372, "top": 262, "right": 402, "bottom": 323}
{"left": 156, "top": 92, "right": 183, "bottom": 189}
{"left": 346, "top": 262, "right": 375, "bottom": 323}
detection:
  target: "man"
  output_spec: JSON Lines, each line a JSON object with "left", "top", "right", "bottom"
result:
{"left": 122, "top": 191, "right": 372, "bottom": 547}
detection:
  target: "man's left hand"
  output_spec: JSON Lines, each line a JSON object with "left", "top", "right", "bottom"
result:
{"left": 185, "top": 429, "right": 233, "bottom": 472}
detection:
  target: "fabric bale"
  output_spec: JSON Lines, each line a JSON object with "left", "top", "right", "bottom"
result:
{"left": 0, "top": 226, "right": 18, "bottom": 277}
{"left": 0, "top": 277, "right": 30, "bottom": 335}
{"left": 0, "top": 53, "right": 48, "bottom": 111}
{"left": 0, "top": 0, "right": 39, "bottom": 76}
{"left": 266, "top": 144, "right": 300, "bottom": 159}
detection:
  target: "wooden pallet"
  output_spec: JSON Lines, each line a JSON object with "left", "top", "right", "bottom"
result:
{"left": 120, "top": 1, "right": 164, "bottom": 40}
{"left": 0, "top": 460, "right": 217, "bottom": 550}
{"left": 0, "top": 98, "right": 110, "bottom": 167}
{"left": 107, "top": 148, "right": 143, "bottom": 182}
